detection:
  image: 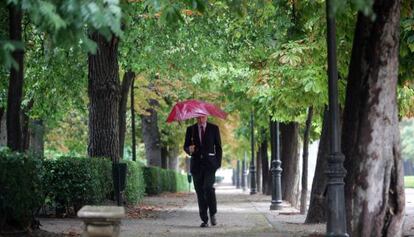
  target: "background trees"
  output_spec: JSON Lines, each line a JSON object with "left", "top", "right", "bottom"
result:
{"left": 0, "top": 0, "right": 413, "bottom": 235}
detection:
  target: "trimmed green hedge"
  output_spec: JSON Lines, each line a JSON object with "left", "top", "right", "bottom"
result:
{"left": 43, "top": 158, "right": 147, "bottom": 213}
{"left": 143, "top": 166, "right": 188, "bottom": 195}
{"left": 0, "top": 149, "right": 44, "bottom": 230}
{"left": 124, "top": 160, "right": 146, "bottom": 204}
{"left": 1, "top": 150, "right": 184, "bottom": 224}
{"left": 43, "top": 157, "right": 113, "bottom": 214}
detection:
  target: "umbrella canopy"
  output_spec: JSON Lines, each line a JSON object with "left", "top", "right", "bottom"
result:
{"left": 166, "top": 99, "right": 227, "bottom": 123}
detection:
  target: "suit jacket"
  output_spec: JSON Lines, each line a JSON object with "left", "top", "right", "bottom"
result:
{"left": 183, "top": 122, "right": 222, "bottom": 174}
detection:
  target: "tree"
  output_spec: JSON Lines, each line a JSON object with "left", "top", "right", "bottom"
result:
{"left": 2, "top": 0, "right": 123, "bottom": 154}
{"left": 300, "top": 106, "right": 313, "bottom": 214}
{"left": 306, "top": 108, "right": 329, "bottom": 223}
{"left": 7, "top": 3, "right": 23, "bottom": 151}
{"left": 87, "top": 32, "right": 121, "bottom": 162}
{"left": 342, "top": 0, "right": 405, "bottom": 235}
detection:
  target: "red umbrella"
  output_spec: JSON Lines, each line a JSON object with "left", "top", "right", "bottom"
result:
{"left": 166, "top": 99, "right": 227, "bottom": 123}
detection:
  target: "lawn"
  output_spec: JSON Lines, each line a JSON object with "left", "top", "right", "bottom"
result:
{"left": 405, "top": 176, "right": 414, "bottom": 188}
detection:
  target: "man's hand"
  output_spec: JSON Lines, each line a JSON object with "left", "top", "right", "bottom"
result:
{"left": 189, "top": 145, "right": 195, "bottom": 154}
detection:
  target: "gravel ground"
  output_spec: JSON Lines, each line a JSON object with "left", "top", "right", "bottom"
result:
{"left": 38, "top": 185, "right": 414, "bottom": 237}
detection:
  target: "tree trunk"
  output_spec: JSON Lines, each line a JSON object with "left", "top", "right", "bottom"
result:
{"left": 306, "top": 108, "right": 329, "bottom": 223}
{"left": 0, "top": 108, "right": 6, "bottom": 146}
{"left": 29, "top": 120, "right": 44, "bottom": 155}
{"left": 300, "top": 106, "right": 313, "bottom": 214}
{"left": 168, "top": 145, "right": 179, "bottom": 170}
{"left": 118, "top": 70, "right": 134, "bottom": 158}
{"left": 141, "top": 99, "right": 162, "bottom": 167}
{"left": 7, "top": 4, "right": 23, "bottom": 151}
{"left": 280, "top": 122, "right": 300, "bottom": 208}
{"left": 161, "top": 145, "right": 168, "bottom": 169}
{"left": 342, "top": 1, "right": 404, "bottom": 235}
{"left": 256, "top": 147, "right": 262, "bottom": 193}
{"left": 88, "top": 32, "right": 120, "bottom": 162}
{"left": 21, "top": 99, "right": 33, "bottom": 151}
{"left": 261, "top": 135, "right": 270, "bottom": 195}
{"left": 131, "top": 78, "right": 137, "bottom": 161}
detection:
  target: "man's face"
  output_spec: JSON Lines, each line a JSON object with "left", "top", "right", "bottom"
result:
{"left": 197, "top": 116, "right": 208, "bottom": 125}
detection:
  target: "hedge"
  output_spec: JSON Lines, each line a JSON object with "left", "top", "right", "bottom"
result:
{"left": 143, "top": 166, "right": 189, "bottom": 195}
{"left": 43, "top": 157, "right": 113, "bottom": 215}
{"left": 0, "top": 149, "right": 44, "bottom": 230}
{"left": 1, "top": 151, "right": 185, "bottom": 224}
{"left": 124, "top": 160, "right": 146, "bottom": 204}
{"left": 43, "top": 158, "right": 147, "bottom": 213}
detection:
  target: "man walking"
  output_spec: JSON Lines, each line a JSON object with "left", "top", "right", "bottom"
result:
{"left": 183, "top": 115, "right": 222, "bottom": 227}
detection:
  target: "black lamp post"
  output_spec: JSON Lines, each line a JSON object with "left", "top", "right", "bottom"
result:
{"left": 325, "top": 0, "right": 348, "bottom": 236}
{"left": 270, "top": 121, "right": 282, "bottom": 210}
{"left": 249, "top": 112, "right": 257, "bottom": 195}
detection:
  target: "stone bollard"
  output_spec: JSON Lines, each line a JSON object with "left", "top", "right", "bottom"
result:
{"left": 77, "top": 206, "right": 125, "bottom": 237}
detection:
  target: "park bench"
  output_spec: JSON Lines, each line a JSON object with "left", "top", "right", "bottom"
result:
{"left": 77, "top": 206, "right": 125, "bottom": 237}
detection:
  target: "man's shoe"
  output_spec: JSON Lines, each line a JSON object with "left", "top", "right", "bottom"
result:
{"left": 210, "top": 215, "right": 217, "bottom": 226}
{"left": 200, "top": 222, "right": 209, "bottom": 228}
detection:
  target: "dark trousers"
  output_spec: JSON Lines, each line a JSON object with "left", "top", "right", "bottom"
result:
{"left": 193, "top": 169, "right": 217, "bottom": 223}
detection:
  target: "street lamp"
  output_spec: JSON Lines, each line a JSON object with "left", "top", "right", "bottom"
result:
{"left": 270, "top": 121, "right": 282, "bottom": 210}
{"left": 325, "top": 0, "right": 348, "bottom": 236}
{"left": 250, "top": 111, "right": 257, "bottom": 195}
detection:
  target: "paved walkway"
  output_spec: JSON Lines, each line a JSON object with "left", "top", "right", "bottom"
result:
{"left": 39, "top": 184, "right": 414, "bottom": 237}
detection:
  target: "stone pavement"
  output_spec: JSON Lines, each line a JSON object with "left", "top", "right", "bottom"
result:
{"left": 39, "top": 184, "right": 414, "bottom": 237}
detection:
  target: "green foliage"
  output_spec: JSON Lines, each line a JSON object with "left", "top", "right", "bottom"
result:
{"left": 405, "top": 176, "right": 414, "bottom": 188}
{"left": 0, "top": 148, "right": 44, "bottom": 230}
{"left": 124, "top": 160, "right": 146, "bottom": 204}
{"left": 43, "top": 157, "right": 112, "bottom": 215}
{"left": 401, "top": 119, "right": 414, "bottom": 162}
{"left": 143, "top": 167, "right": 188, "bottom": 195}
{"left": 1, "top": 0, "right": 122, "bottom": 69}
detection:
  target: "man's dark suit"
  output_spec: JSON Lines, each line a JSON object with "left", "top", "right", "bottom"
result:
{"left": 183, "top": 122, "right": 222, "bottom": 224}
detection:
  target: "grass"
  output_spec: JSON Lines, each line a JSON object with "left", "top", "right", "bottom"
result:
{"left": 405, "top": 176, "right": 414, "bottom": 188}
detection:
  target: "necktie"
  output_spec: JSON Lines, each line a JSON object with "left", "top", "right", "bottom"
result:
{"left": 200, "top": 126, "right": 205, "bottom": 143}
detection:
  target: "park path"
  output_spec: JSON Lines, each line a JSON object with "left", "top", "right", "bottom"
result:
{"left": 39, "top": 184, "right": 414, "bottom": 237}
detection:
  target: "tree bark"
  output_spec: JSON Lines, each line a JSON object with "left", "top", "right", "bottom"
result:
{"left": 168, "top": 145, "right": 179, "bottom": 170}
{"left": 300, "top": 106, "right": 313, "bottom": 214}
{"left": 280, "top": 122, "right": 300, "bottom": 208}
{"left": 29, "top": 120, "right": 44, "bottom": 155}
{"left": 161, "top": 145, "right": 168, "bottom": 169}
{"left": 21, "top": 99, "right": 33, "bottom": 151}
{"left": 0, "top": 108, "right": 6, "bottom": 146}
{"left": 119, "top": 70, "right": 134, "bottom": 158}
{"left": 306, "top": 108, "right": 329, "bottom": 223}
{"left": 260, "top": 134, "right": 270, "bottom": 195}
{"left": 342, "top": 1, "right": 404, "bottom": 236}
{"left": 256, "top": 147, "right": 262, "bottom": 193}
{"left": 141, "top": 98, "right": 162, "bottom": 167}
{"left": 88, "top": 32, "right": 120, "bottom": 162}
{"left": 131, "top": 78, "right": 137, "bottom": 161}
{"left": 7, "top": 4, "right": 23, "bottom": 151}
